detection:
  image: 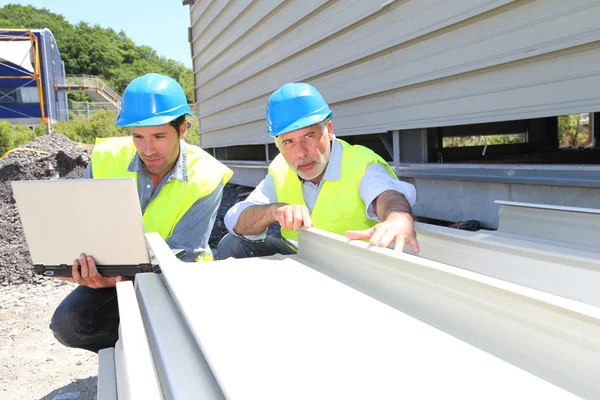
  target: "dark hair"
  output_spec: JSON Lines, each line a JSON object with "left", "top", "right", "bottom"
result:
{"left": 169, "top": 115, "right": 187, "bottom": 136}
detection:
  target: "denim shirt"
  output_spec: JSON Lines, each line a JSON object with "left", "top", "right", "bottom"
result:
{"left": 84, "top": 141, "right": 223, "bottom": 261}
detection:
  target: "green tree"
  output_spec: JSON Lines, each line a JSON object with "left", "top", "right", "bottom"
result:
{"left": 558, "top": 115, "right": 590, "bottom": 148}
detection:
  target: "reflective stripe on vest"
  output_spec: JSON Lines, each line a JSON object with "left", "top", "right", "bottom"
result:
{"left": 92, "top": 136, "right": 233, "bottom": 261}
{"left": 268, "top": 139, "right": 396, "bottom": 242}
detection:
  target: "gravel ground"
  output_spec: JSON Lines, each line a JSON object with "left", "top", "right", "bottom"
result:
{"left": 0, "top": 280, "right": 97, "bottom": 400}
{"left": 0, "top": 134, "right": 262, "bottom": 399}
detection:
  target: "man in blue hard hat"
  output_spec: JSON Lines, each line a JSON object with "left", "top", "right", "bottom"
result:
{"left": 217, "top": 82, "right": 418, "bottom": 259}
{"left": 50, "top": 73, "right": 233, "bottom": 353}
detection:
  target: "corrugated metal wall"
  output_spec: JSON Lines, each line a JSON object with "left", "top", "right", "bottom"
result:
{"left": 189, "top": 0, "right": 600, "bottom": 149}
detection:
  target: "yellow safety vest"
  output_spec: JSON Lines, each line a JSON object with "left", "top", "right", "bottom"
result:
{"left": 92, "top": 136, "right": 233, "bottom": 260}
{"left": 269, "top": 139, "right": 396, "bottom": 243}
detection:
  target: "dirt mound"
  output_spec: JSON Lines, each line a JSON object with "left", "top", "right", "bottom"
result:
{"left": 0, "top": 134, "right": 91, "bottom": 285}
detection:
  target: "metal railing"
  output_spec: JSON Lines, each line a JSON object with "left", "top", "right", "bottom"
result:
{"left": 57, "top": 101, "right": 119, "bottom": 120}
{"left": 55, "top": 75, "right": 122, "bottom": 109}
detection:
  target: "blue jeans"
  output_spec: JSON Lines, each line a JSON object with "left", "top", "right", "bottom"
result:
{"left": 216, "top": 233, "right": 295, "bottom": 260}
{"left": 50, "top": 286, "right": 119, "bottom": 353}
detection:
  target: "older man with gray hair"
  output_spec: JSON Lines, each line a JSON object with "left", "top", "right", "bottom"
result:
{"left": 218, "top": 82, "right": 418, "bottom": 259}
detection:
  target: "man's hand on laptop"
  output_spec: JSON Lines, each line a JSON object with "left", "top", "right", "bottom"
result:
{"left": 57, "top": 254, "right": 125, "bottom": 288}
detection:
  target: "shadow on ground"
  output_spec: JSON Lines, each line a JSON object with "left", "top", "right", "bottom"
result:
{"left": 40, "top": 376, "right": 97, "bottom": 400}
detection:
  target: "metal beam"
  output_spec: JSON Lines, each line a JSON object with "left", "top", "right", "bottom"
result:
{"left": 496, "top": 200, "right": 600, "bottom": 247}
{"left": 378, "top": 133, "right": 394, "bottom": 159}
{"left": 298, "top": 228, "right": 600, "bottom": 399}
{"left": 97, "top": 348, "right": 117, "bottom": 400}
{"left": 145, "top": 230, "right": 600, "bottom": 399}
{"left": 394, "top": 163, "right": 600, "bottom": 188}
{"left": 392, "top": 130, "right": 400, "bottom": 166}
{"left": 409, "top": 222, "right": 600, "bottom": 307}
{"left": 135, "top": 273, "right": 225, "bottom": 400}
{"left": 115, "top": 281, "right": 164, "bottom": 399}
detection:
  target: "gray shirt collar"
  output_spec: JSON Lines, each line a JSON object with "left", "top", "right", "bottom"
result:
{"left": 127, "top": 140, "right": 188, "bottom": 182}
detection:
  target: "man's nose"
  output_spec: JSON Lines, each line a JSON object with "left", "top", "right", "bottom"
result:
{"left": 143, "top": 141, "right": 156, "bottom": 155}
{"left": 297, "top": 141, "right": 309, "bottom": 158}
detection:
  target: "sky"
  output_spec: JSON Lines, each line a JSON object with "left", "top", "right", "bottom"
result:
{"left": 1, "top": 0, "right": 194, "bottom": 69}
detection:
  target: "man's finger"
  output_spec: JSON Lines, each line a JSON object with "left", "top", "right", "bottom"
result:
{"left": 292, "top": 207, "right": 303, "bottom": 231}
{"left": 284, "top": 207, "right": 294, "bottom": 230}
{"left": 407, "top": 234, "right": 420, "bottom": 254}
{"left": 72, "top": 259, "right": 83, "bottom": 285}
{"left": 369, "top": 226, "right": 386, "bottom": 246}
{"left": 87, "top": 256, "right": 105, "bottom": 287}
{"left": 57, "top": 277, "right": 75, "bottom": 283}
{"left": 301, "top": 207, "right": 313, "bottom": 229}
{"left": 79, "top": 254, "right": 90, "bottom": 280}
{"left": 378, "top": 229, "right": 397, "bottom": 248}
{"left": 394, "top": 236, "right": 407, "bottom": 252}
{"left": 345, "top": 228, "right": 374, "bottom": 240}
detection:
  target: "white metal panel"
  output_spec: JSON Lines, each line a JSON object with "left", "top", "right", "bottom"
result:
{"left": 115, "top": 281, "right": 164, "bottom": 400}
{"left": 201, "top": 120, "right": 266, "bottom": 147}
{"left": 297, "top": 228, "right": 600, "bottom": 400}
{"left": 496, "top": 201, "right": 600, "bottom": 247}
{"left": 196, "top": 0, "right": 386, "bottom": 102}
{"left": 134, "top": 273, "right": 225, "bottom": 400}
{"left": 189, "top": 0, "right": 212, "bottom": 35}
{"left": 146, "top": 232, "right": 589, "bottom": 400}
{"left": 191, "top": 0, "right": 265, "bottom": 72}
{"left": 331, "top": 43, "right": 600, "bottom": 136}
{"left": 198, "top": 0, "right": 515, "bottom": 117}
{"left": 194, "top": 0, "right": 329, "bottom": 90}
{"left": 191, "top": 0, "right": 600, "bottom": 149}
{"left": 201, "top": 40, "right": 600, "bottom": 143}
{"left": 311, "top": 0, "right": 600, "bottom": 104}
{"left": 410, "top": 222, "right": 600, "bottom": 306}
{"left": 190, "top": 0, "right": 229, "bottom": 40}
{"left": 191, "top": 0, "right": 251, "bottom": 65}
{"left": 98, "top": 348, "right": 118, "bottom": 400}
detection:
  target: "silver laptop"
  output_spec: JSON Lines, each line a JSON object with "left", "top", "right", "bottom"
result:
{"left": 11, "top": 178, "right": 155, "bottom": 277}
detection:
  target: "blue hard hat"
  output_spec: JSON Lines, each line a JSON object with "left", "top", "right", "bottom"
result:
{"left": 267, "top": 82, "right": 332, "bottom": 137}
{"left": 116, "top": 73, "right": 192, "bottom": 127}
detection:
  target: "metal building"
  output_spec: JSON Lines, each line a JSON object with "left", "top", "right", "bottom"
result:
{"left": 184, "top": 0, "right": 600, "bottom": 227}
{"left": 0, "top": 28, "right": 68, "bottom": 126}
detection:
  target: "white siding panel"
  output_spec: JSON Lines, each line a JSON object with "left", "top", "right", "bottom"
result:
{"left": 193, "top": 0, "right": 286, "bottom": 74}
{"left": 191, "top": 0, "right": 600, "bottom": 149}
{"left": 202, "top": 121, "right": 266, "bottom": 148}
{"left": 196, "top": 0, "right": 329, "bottom": 85}
{"left": 191, "top": 0, "right": 232, "bottom": 44}
{"left": 201, "top": 95, "right": 268, "bottom": 134}
{"left": 191, "top": 0, "right": 253, "bottom": 67}
{"left": 314, "top": 0, "right": 600, "bottom": 104}
{"left": 190, "top": 0, "right": 214, "bottom": 35}
{"left": 198, "top": 0, "right": 513, "bottom": 118}
{"left": 331, "top": 44, "right": 600, "bottom": 136}
{"left": 202, "top": 44, "right": 600, "bottom": 146}
{"left": 199, "top": 0, "right": 600, "bottom": 134}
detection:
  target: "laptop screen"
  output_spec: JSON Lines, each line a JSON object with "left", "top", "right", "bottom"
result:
{"left": 12, "top": 178, "right": 151, "bottom": 267}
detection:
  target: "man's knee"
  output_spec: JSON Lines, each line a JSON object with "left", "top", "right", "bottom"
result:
{"left": 217, "top": 233, "right": 250, "bottom": 259}
{"left": 217, "top": 233, "right": 293, "bottom": 260}
{"left": 49, "top": 301, "right": 81, "bottom": 348}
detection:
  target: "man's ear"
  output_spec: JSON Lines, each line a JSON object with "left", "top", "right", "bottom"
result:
{"left": 179, "top": 120, "right": 188, "bottom": 139}
{"left": 326, "top": 120, "right": 334, "bottom": 139}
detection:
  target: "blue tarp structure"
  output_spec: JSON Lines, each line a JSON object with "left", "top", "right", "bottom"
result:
{"left": 0, "top": 28, "right": 68, "bottom": 125}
